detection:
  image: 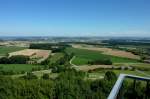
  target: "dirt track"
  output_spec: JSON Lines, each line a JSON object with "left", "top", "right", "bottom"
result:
{"left": 74, "top": 65, "right": 115, "bottom": 71}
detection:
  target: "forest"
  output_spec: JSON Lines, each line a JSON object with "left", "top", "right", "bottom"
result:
{"left": 0, "top": 69, "right": 149, "bottom": 99}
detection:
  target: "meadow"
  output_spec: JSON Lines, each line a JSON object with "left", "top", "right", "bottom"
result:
{"left": 0, "top": 46, "right": 26, "bottom": 56}
{"left": 0, "top": 64, "right": 42, "bottom": 72}
{"left": 49, "top": 53, "right": 64, "bottom": 64}
{"left": 66, "top": 47, "right": 139, "bottom": 65}
{"left": 88, "top": 69, "right": 148, "bottom": 80}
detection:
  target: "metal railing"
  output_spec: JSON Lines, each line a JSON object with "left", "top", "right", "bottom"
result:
{"left": 107, "top": 74, "right": 150, "bottom": 99}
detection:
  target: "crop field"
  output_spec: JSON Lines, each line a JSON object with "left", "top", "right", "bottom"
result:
{"left": 9, "top": 49, "right": 51, "bottom": 63}
{"left": 49, "top": 53, "right": 64, "bottom": 64}
{"left": 0, "top": 64, "right": 42, "bottom": 72}
{"left": 72, "top": 44, "right": 140, "bottom": 59}
{"left": 66, "top": 47, "right": 139, "bottom": 65}
{"left": 0, "top": 46, "right": 26, "bottom": 56}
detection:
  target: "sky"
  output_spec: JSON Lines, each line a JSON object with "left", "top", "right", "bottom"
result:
{"left": 0, "top": 0, "right": 150, "bottom": 37}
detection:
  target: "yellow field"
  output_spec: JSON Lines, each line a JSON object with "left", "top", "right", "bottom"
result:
{"left": 9, "top": 49, "right": 51, "bottom": 63}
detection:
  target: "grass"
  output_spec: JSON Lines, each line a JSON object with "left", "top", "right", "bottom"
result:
{"left": 112, "top": 70, "right": 146, "bottom": 76}
{"left": 49, "top": 53, "right": 64, "bottom": 64}
{"left": 0, "top": 64, "right": 42, "bottom": 72}
{"left": 46, "top": 53, "right": 64, "bottom": 65}
{"left": 88, "top": 71, "right": 105, "bottom": 79}
{"left": 66, "top": 47, "right": 139, "bottom": 65}
{"left": 0, "top": 46, "right": 26, "bottom": 56}
{"left": 114, "top": 63, "right": 150, "bottom": 70}
{"left": 88, "top": 69, "right": 148, "bottom": 78}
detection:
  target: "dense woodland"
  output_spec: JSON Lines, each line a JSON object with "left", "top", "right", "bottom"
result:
{"left": 0, "top": 70, "right": 116, "bottom": 99}
{"left": 29, "top": 43, "right": 70, "bottom": 53}
{"left": 102, "top": 39, "right": 150, "bottom": 46}
{"left": 0, "top": 69, "right": 149, "bottom": 99}
{"left": 0, "top": 55, "right": 30, "bottom": 64}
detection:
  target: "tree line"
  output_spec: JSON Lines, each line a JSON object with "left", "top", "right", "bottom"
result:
{"left": 88, "top": 59, "right": 112, "bottom": 65}
{"left": 29, "top": 43, "right": 70, "bottom": 53}
{"left": 0, "top": 69, "right": 148, "bottom": 99}
{"left": 0, "top": 55, "right": 30, "bottom": 64}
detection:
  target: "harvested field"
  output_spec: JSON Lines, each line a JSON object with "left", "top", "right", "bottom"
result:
{"left": 74, "top": 65, "right": 115, "bottom": 72}
{"left": 9, "top": 49, "right": 51, "bottom": 63}
{"left": 72, "top": 44, "right": 140, "bottom": 60}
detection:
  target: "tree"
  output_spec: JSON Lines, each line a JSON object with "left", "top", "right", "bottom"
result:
{"left": 0, "top": 57, "right": 10, "bottom": 64}
{"left": 22, "top": 72, "right": 38, "bottom": 80}
{"left": 9, "top": 55, "right": 30, "bottom": 64}
{"left": 42, "top": 73, "right": 49, "bottom": 79}
{"left": 104, "top": 71, "right": 117, "bottom": 81}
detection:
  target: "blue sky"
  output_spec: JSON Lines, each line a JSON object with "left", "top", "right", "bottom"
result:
{"left": 0, "top": 0, "right": 150, "bottom": 37}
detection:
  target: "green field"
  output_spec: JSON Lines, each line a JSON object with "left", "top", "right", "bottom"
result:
{"left": 49, "top": 53, "right": 64, "bottom": 63}
{"left": 0, "top": 64, "right": 42, "bottom": 72}
{"left": 0, "top": 46, "right": 26, "bottom": 56}
{"left": 66, "top": 47, "right": 139, "bottom": 65}
{"left": 45, "top": 53, "right": 64, "bottom": 65}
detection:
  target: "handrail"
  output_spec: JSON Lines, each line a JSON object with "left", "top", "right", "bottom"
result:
{"left": 107, "top": 74, "right": 150, "bottom": 99}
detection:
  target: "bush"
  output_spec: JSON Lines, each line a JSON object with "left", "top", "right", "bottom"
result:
{"left": 104, "top": 71, "right": 117, "bottom": 81}
{"left": 88, "top": 59, "right": 112, "bottom": 65}
{"left": 21, "top": 72, "right": 38, "bottom": 80}
{"left": 0, "top": 55, "right": 30, "bottom": 64}
{"left": 42, "top": 73, "right": 49, "bottom": 79}
{"left": 0, "top": 57, "right": 10, "bottom": 64}
{"left": 9, "top": 55, "right": 30, "bottom": 64}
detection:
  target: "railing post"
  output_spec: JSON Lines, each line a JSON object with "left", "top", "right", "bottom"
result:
{"left": 145, "top": 81, "right": 149, "bottom": 99}
{"left": 107, "top": 74, "right": 150, "bottom": 99}
{"left": 117, "top": 83, "right": 124, "bottom": 99}
{"left": 133, "top": 80, "right": 136, "bottom": 92}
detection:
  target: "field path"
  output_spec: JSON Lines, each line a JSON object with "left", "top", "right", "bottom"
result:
{"left": 70, "top": 56, "right": 78, "bottom": 67}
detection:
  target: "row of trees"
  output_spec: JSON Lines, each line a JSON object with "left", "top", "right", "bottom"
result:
{"left": 102, "top": 39, "right": 150, "bottom": 46}
{"left": 0, "top": 55, "right": 30, "bottom": 64}
{"left": 51, "top": 52, "right": 74, "bottom": 73}
{"left": 88, "top": 59, "right": 112, "bottom": 65}
{"left": 41, "top": 51, "right": 74, "bottom": 73}
{"left": 29, "top": 43, "right": 70, "bottom": 53}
